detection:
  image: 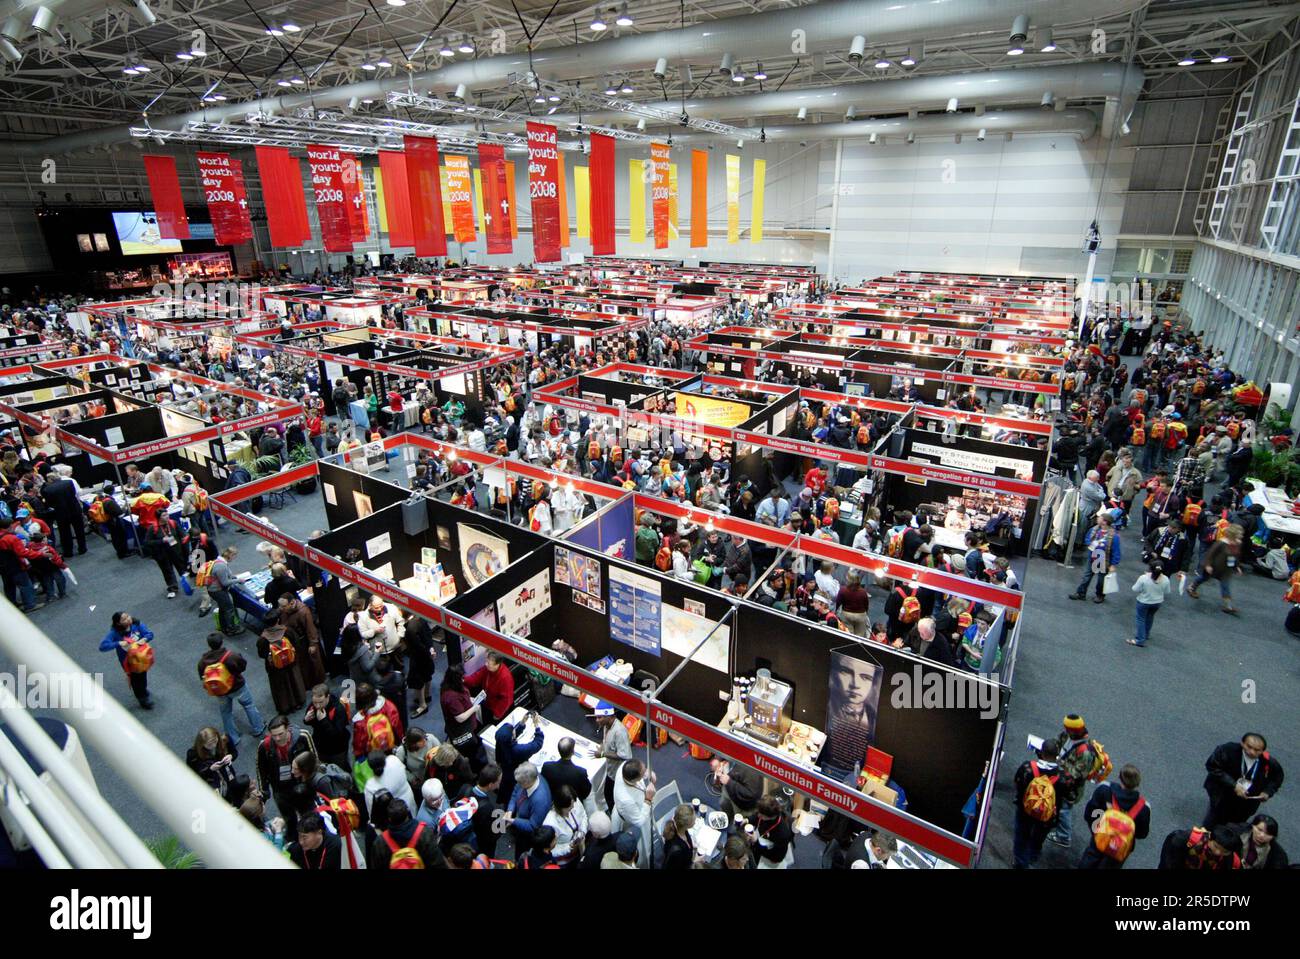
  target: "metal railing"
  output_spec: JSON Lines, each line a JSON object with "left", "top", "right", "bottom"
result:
{"left": 0, "top": 599, "right": 292, "bottom": 869}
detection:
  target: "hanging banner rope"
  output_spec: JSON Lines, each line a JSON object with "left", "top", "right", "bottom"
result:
{"left": 142, "top": 155, "right": 190, "bottom": 240}
{"left": 307, "top": 145, "right": 354, "bottom": 252}
{"left": 478, "top": 142, "right": 513, "bottom": 255}
{"left": 526, "top": 122, "right": 561, "bottom": 263}
{"left": 650, "top": 142, "right": 670, "bottom": 250}
{"left": 403, "top": 135, "right": 448, "bottom": 257}
{"left": 195, "top": 152, "right": 250, "bottom": 246}
{"left": 590, "top": 133, "right": 616, "bottom": 255}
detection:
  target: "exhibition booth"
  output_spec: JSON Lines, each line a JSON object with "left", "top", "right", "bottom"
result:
{"left": 208, "top": 449, "right": 1014, "bottom": 868}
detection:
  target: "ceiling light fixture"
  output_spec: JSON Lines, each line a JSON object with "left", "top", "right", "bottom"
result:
{"left": 752, "top": 63, "right": 767, "bottom": 81}
{"left": 874, "top": 53, "right": 891, "bottom": 69}
{"left": 1039, "top": 27, "right": 1056, "bottom": 53}
{"left": 732, "top": 68, "right": 745, "bottom": 83}
{"left": 458, "top": 35, "right": 474, "bottom": 53}
{"left": 277, "top": 79, "right": 292, "bottom": 87}
{"left": 282, "top": 23, "right": 300, "bottom": 33}
{"left": 439, "top": 39, "right": 455, "bottom": 57}
{"left": 386, "top": 0, "right": 406, "bottom": 5}
{"left": 616, "top": 3, "right": 633, "bottom": 27}
{"left": 621, "top": 80, "right": 633, "bottom": 93}
{"left": 290, "top": 77, "right": 304, "bottom": 85}
{"left": 719, "top": 52, "right": 734, "bottom": 76}
{"left": 848, "top": 35, "right": 865, "bottom": 62}
{"left": 1210, "top": 54, "right": 1230, "bottom": 63}
{"left": 868, "top": 132, "right": 878, "bottom": 144}
{"left": 266, "top": 27, "right": 284, "bottom": 37}
{"left": 900, "top": 45, "right": 919, "bottom": 67}
{"left": 377, "top": 57, "right": 392, "bottom": 68}
{"left": 548, "top": 94, "right": 561, "bottom": 102}
{"left": 604, "top": 80, "right": 618, "bottom": 95}
{"left": 1178, "top": 56, "right": 1196, "bottom": 66}
{"left": 176, "top": 50, "right": 193, "bottom": 60}
{"left": 1007, "top": 14, "right": 1028, "bottom": 55}
{"left": 590, "top": 12, "right": 607, "bottom": 31}
{"left": 361, "top": 60, "right": 376, "bottom": 70}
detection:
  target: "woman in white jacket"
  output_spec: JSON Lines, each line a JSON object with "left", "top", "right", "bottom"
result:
{"left": 358, "top": 597, "right": 405, "bottom": 654}
{"left": 671, "top": 541, "right": 696, "bottom": 582}
{"left": 543, "top": 785, "right": 589, "bottom": 868}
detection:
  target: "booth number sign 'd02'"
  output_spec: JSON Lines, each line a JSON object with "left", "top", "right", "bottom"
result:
{"left": 496, "top": 568, "right": 552, "bottom": 639}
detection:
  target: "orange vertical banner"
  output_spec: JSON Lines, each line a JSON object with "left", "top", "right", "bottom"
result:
{"left": 690, "top": 150, "right": 708, "bottom": 248}
{"left": 504, "top": 161, "right": 518, "bottom": 238}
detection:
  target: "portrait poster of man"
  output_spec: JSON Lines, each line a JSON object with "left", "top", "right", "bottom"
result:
{"left": 825, "top": 647, "right": 883, "bottom": 772}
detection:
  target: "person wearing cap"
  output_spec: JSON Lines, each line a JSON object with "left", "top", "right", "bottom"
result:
{"left": 601, "top": 829, "right": 641, "bottom": 869}
{"left": 1046, "top": 714, "right": 1098, "bottom": 848}
{"left": 1157, "top": 823, "right": 1242, "bottom": 870}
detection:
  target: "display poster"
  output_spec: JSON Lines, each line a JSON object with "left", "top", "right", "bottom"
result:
{"left": 609, "top": 564, "right": 662, "bottom": 655}
{"left": 572, "top": 591, "right": 606, "bottom": 614}
{"left": 672, "top": 391, "right": 750, "bottom": 429}
{"left": 321, "top": 482, "right": 337, "bottom": 506}
{"left": 824, "top": 648, "right": 883, "bottom": 771}
{"left": 364, "top": 531, "right": 391, "bottom": 559}
{"left": 554, "top": 545, "right": 601, "bottom": 598}
{"left": 909, "top": 440, "right": 1035, "bottom": 481}
{"left": 661, "top": 603, "right": 728, "bottom": 673}
{"left": 104, "top": 427, "right": 124, "bottom": 446}
{"left": 458, "top": 524, "right": 510, "bottom": 587}
{"left": 496, "top": 568, "right": 552, "bottom": 637}
{"left": 526, "top": 122, "right": 561, "bottom": 262}
{"left": 421, "top": 547, "right": 438, "bottom": 567}
{"left": 684, "top": 598, "right": 706, "bottom": 617}
{"left": 353, "top": 491, "right": 373, "bottom": 518}
{"left": 371, "top": 561, "right": 394, "bottom": 582}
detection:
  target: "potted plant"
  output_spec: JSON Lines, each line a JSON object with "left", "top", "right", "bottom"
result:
{"left": 145, "top": 835, "right": 202, "bottom": 869}
{"left": 287, "top": 444, "right": 318, "bottom": 494}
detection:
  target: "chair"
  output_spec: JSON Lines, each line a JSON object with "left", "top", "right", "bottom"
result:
{"left": 651, "top": 780, "right": 683, "bottom": 837}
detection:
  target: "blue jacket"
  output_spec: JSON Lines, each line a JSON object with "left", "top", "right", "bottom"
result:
{"left": 495, "top": 721, "right": 544, "bottom": 802}
{"left": 99, "top": 621, "right": 154, "bottom": 666}
{"left": 507, "top": 777, "right": 552, "bottom": 841}
{"left": 1085, "top": 526, "right": 1122, "bottom": 566}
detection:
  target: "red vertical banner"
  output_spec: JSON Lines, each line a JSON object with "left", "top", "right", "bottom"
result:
{"left": 650, "top": 142, "right": 670, "bottom": 250}
{"left": 340, "top": 153, "right": 368, "bottom": 243}
{"left": 477, "top": 143, "right": 512, "bottom": 255}
{"left": 526, "top": 122, "right": 560, "bottom": 263}
{"left": 690, "top": 150, "right": 709, "bottom": 248}
{"left": 377, "top": 151, "right": 414, "bottom": 248}
{"left": 404, "top": 135, "right": 447, "bottom": 257}
{"left": 444, "top": 155, "right": 476, "bottom": 243}
{"left": 196, "top": 152, "right": 251, "bottom": 246}
{"left": 228, "top": 159, "right": 254, "bottom": 243}
{"left": 307, "top": 145, "right": 353, "bottom": 252}
{"left": 142, "top": 156, "right": 190, "bottom": 240}
{"left": 256, "top": 146, "right": 304, "bottom": 248}
{"left": 589, "top": 132, "right": 616, "bottom": 256}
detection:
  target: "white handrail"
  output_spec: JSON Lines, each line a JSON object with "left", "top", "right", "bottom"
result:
{"left": 2, "top": 781, "right": 73, "bottom": 868}
{"left": 0, "top": 598, "right": 292, "bottom": 869}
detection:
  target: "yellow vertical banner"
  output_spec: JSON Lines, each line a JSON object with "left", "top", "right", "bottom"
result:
{"left": 439, "top": 166, "right": 453, "bottom": 235}
{"left": 726, "top": 154, "right": 740, "bottom": 244}
{"left": 472, "top": 167, "right": 486, "bottom": 236}
{"left": 504, "top": 161, "right": 518, "bottom": 238}
{"left": 629, "top": 159, "right": 646, "bottom": 243}
{"left": 375, "top": 168, "right": 389, "bottom": 233}
{"left": 668, "top": 163, "right": 679, "bottom": 240}
{"left": 557, "top": 153, "right": 570, "bottom": 248}
{"left": 574, "top": 166, "right": 590, "bottom": 238}
{"left": 751, "top": 158, "right": 766, "bottom": 244}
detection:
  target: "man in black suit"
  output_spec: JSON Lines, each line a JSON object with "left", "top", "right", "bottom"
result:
{"left": 41, "top": 465, "right": 86, "bottom": 556}
{"left": 1203, "top": 733, "right": 1284, "bottom": 828}
{"left": 541, "top": 737, "right": 593, "bottom": 806}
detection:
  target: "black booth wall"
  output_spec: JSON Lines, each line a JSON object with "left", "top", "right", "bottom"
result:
{"left": 317, "top": 459, "right": 412, "bottom": 531}
{"left": 56, "top": 399, "right": 162, "bottom": 486}
{"left": 734, "top": 603, "right": 999, "bottom": 834}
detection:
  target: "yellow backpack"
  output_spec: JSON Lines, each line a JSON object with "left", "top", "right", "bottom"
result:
{"left": 1022, "top": 762, "right": 1058, "bottom": 822}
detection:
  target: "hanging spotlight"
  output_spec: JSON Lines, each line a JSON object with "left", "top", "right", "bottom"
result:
{"left": 848, "top": 35, "right": 865, "bottom": 62}
{"left": 653, "top": 57, "right": 668, "bottom": 79}
{"left": 732, "top": 67, "right": 746, "bottom": 83}
{"left": 439, "top": 39, "right": 455, "bottom": 57}
{"left": 133, "top": 63, "right": 150, "bottom": 73}
{"left": 636, "top": 118, "right": 646, "bottom": 131}
{"left": 376, "top": 56, "right": 392, "bottom": 68}
{"left": 977, "top": 127, "right": 986, "bottom": 141}
{"left": 604, "top": 79, "right": 618, "bottom": 95}
{"left": 1210, "top": 54, "right": 1230, "bottom": 63}
{"left": 752, "top": 63, "right": 767, "bottom": 81}
{"left": 900, "top": 45, "right": 919, "bottom": 67}
{"left": 547, "top": 94, "right": 561, "bottom": 102}
{"left": 266, "top": 26, "right": 285, "bottom": 37}
{"left": 452, "top": 83, "right": 468, "bottom": 101}
{"left": 719, "top": 52, "right": 734, "bottom": 77}
{"left": 616, "top": 3, "right": 633, "bottom": 27}
{"left": 176, "top": 49, "right": 194, "bottom": 60}
{"left": 1040, "top": 91, "right": 1054, "bottom": 109}
{"left": 290, "top": 77, "right": 305, "bottom": 85}
{"left": 533, "top": 93, "right": 546, "bottom": 103}
{"left": 1008, "top": 14, "right": 1028, "bottom": 55}
{"left": 123, "top": 66, "right": 139, "bottom": 75}
{"left": 868, "top": 132, "right": 878, "bottom": 144}
{"left": 621, "top": 79, "right": 634, "bottom": 93}
{"left": 845, "top": 105, "right": 856, "bottom": 121}
{"left": 874, "top": 52, "right": 891, "bottom": 69}
{"left": 386, "top": 0, "right": 406, "bottom": 5}
{"left": 282, "top": 23, "right": 300, "bottom": 33}
{"left": 906, "top": 132, "right": 915, "bottom": 144}
{"left": 590, "top": 11, "right": 607, "bottom": 31}
{"left": 796, "top": 106, "right": 807, "bottom": 121}
{"left": 1039, "top": 27, "right": 1056, "bottom": 53}
{"left": 277, "top": 79, "right": 292, "bottom": 87}
{"left": 547, "top": 106, "right": 559, "bottom": 115}
{"left": 1178, "top": 56, "right": 1196, "bottom": 66}
{"left": 0, "top": 38, "right": 22, "bottom": 63}
{"left": 946, "top": 97, "right": 958, "bottom": 113}
{"left": 458, "top": 35, "right": 474, "bottom": 53}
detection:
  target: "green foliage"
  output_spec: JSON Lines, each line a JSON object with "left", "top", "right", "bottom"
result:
{"left": 1249, "top": 443, "right": 1300, "bottom": 495}
{"left": 286, "top": 443, "right": 316, "bottom": 467}
{"left": 1259, "top": 403, "right": 1293, "bottom": 440}
{"left": 145, "top": 835, "right": 202, "bottom": 869}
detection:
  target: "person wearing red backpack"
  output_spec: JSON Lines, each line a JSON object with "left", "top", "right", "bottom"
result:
{"left": 1078, "top": 764, "right": 1151, "bottom": 868}
{"left": 98, "top": 611, "right": 155, "bottom": 710}
{"left": 255, "top": 715, "right": 316, "bottom": 841}
{"left": 370, "top": 798, "right": 446, "bottom": 869}
{"left": 198, "top": 633, "right": 266, "bottom": 744}
{"left": 350, "top": 681, "right": 404, "bottom": 760}
{"left": 1013, "top": 739, "right": 1061, "bottom": 868}
{"left": 1158, "top": 823, "right": 1242, "bottom": 870}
